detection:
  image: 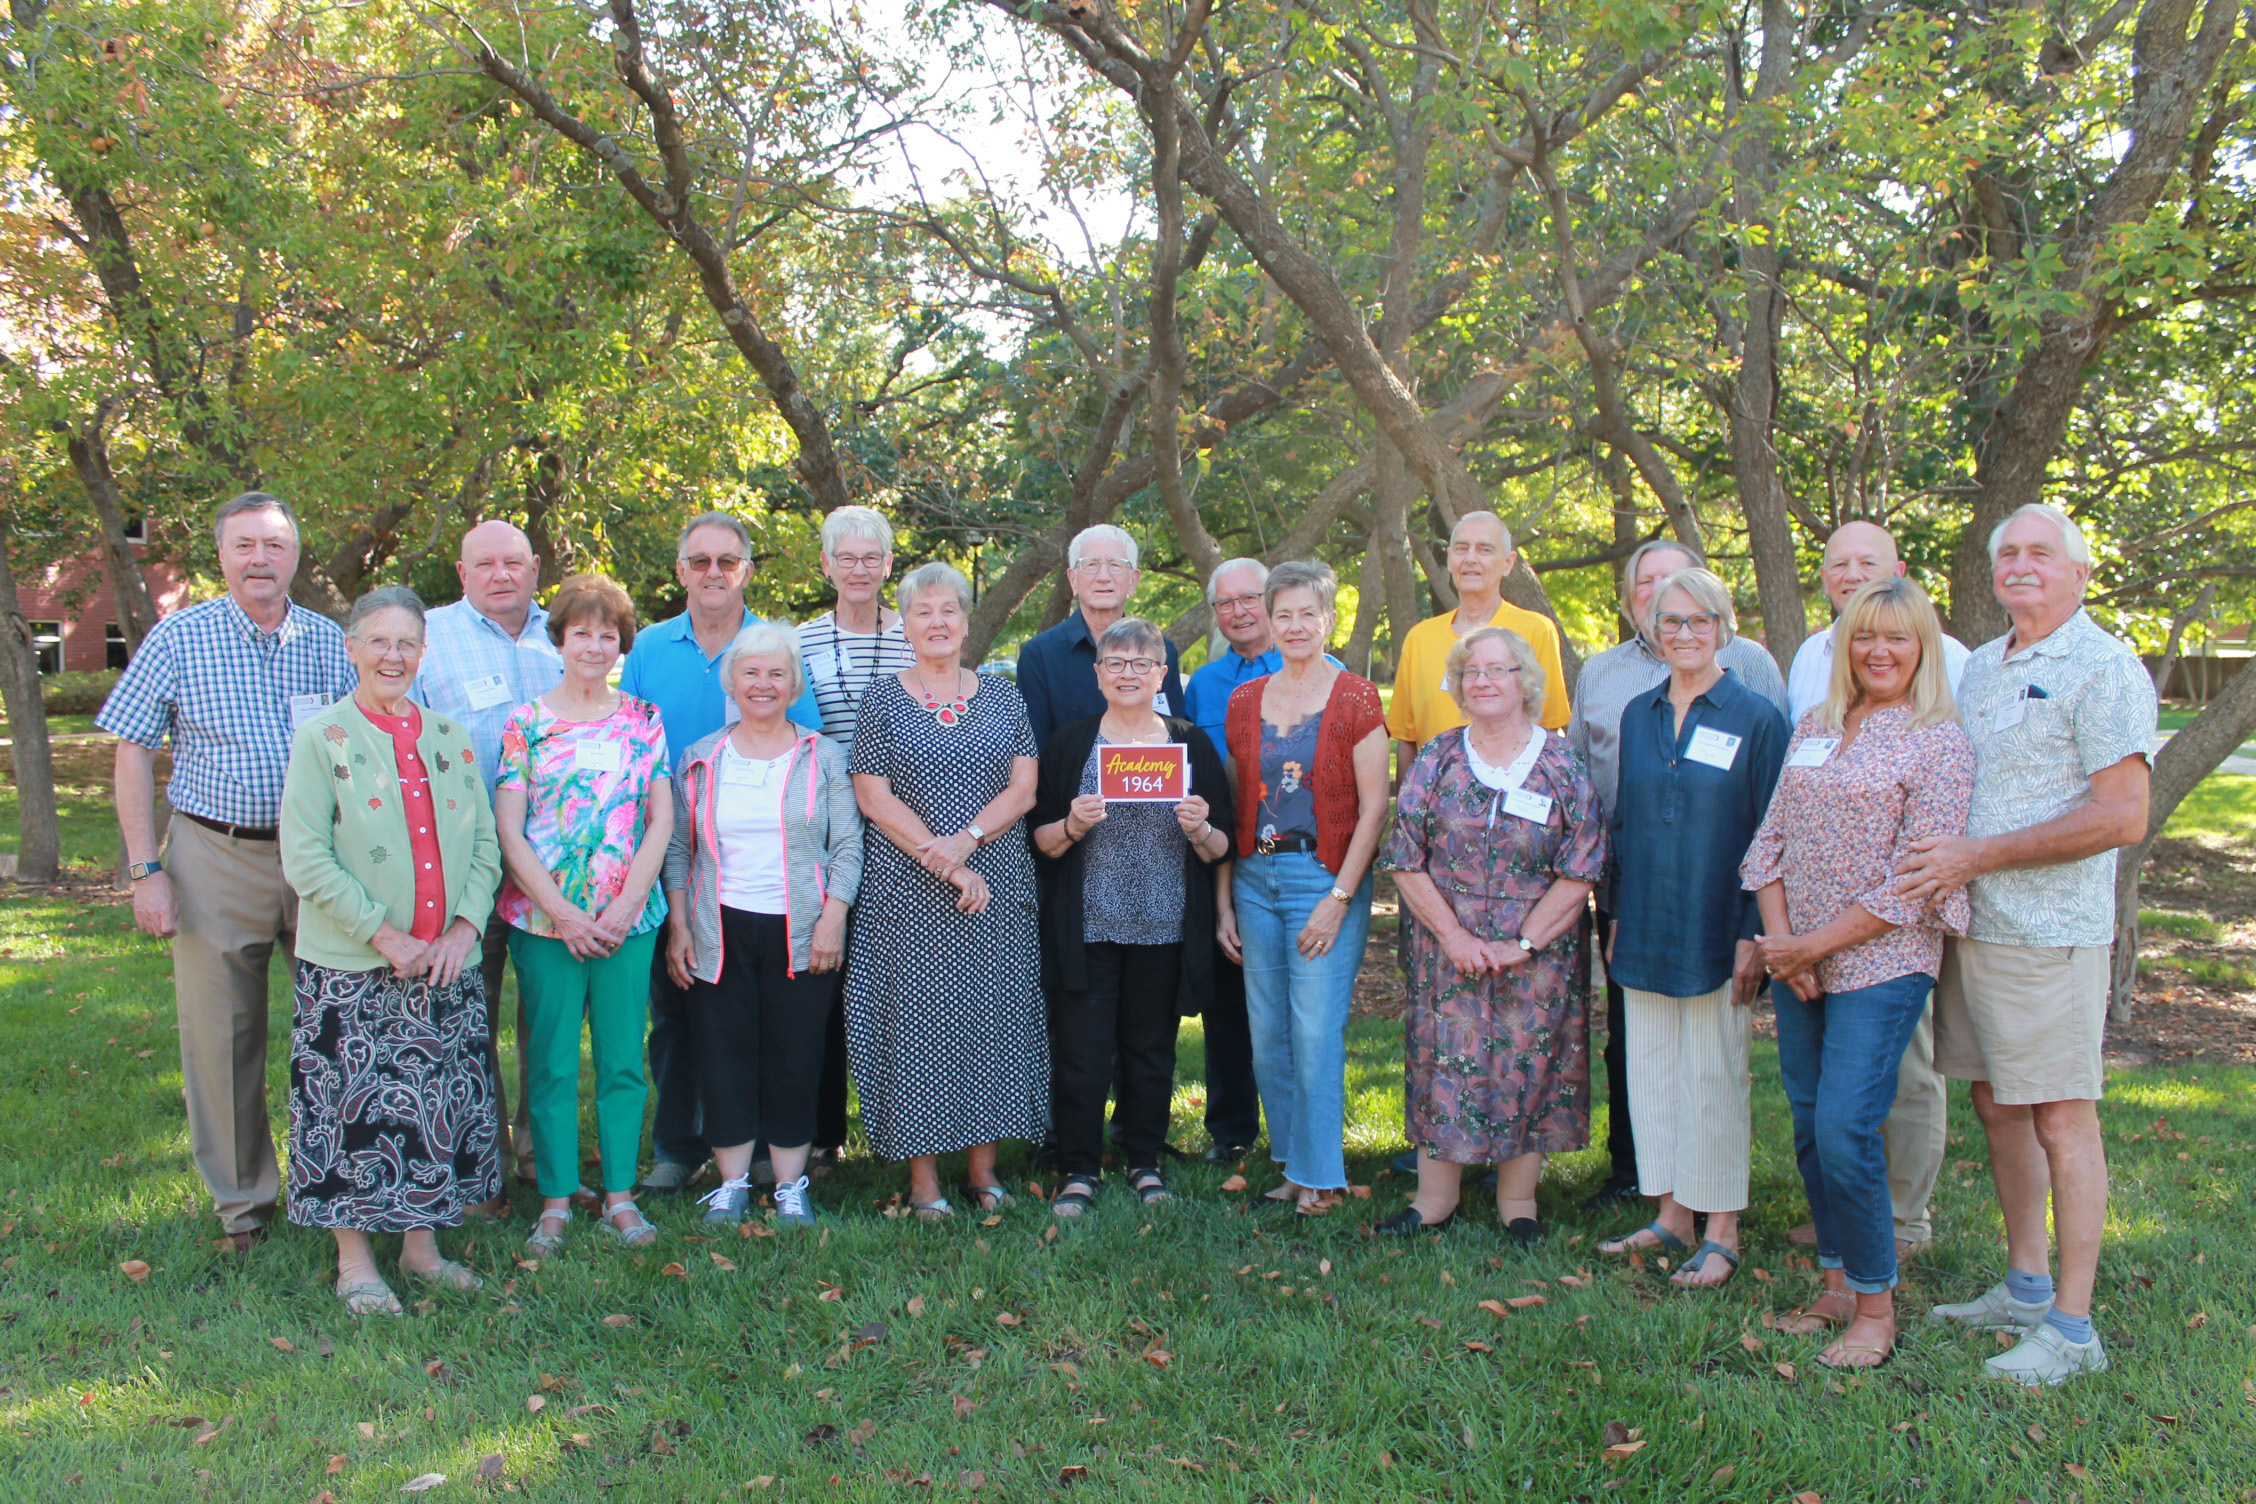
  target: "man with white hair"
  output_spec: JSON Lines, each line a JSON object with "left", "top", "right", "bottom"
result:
{"left": 1016, "top": 524, "right": 1187, "bottom": 749}
{"left": 1896, "top": 502, "right": 2155, "bottom": 1387}
{"left": 798, "top": 506, "right": 913, "bottom": 756}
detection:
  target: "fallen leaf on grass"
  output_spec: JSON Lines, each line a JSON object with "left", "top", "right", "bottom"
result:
{"left": 1142, "top": 1350, "right": 1172, "bottom": 1368}
{"left": 1057, "top": 1465, "right": 1089, "bottom": 1484}
{"left": 1318, "top": 1259, "right": 1332, "bottom": 1276}
{"left": 1478, "top": 1300, "right": 1511, "bottom": 1319}
{"left": 1220, "top": 1175, "right": 1248, "bottom": 1191}
{"left": 567, "top": 1434, "right": 592, "bottom": 1449}
{"left": 1740, "top": 1334, "right": 1764, "bottom": 1353}
{"left": 816, "top": 1282, "right": 845, "bottom": 1303}
{"left": 659, "top": 1262, "right": 688, "bottom": 1278}
{"left": 2065, "top": 1463, "right": 2087, "bottom": 1480}
{"left": 327, "top": 1455, "right": 345, "bottom": 1475}
{"left": 119, "top": 1260, "right": 150, "bottom": 1283}
{"left": 1793, "top": 1494, "right": 1822, "bottom": 1504}
{"left": 399, "top": 1474, "right": 446, "bottom": 1493}
{"left": 848, "top": 1419, "right": 878, "bottom": 1446}
{"left": 561, "top": 1404, "right": 612, "bottom": 1419}
{"left": 1775, "top": 1362, "right": 1798, "bottom": 1380}
{"left": 745, "top": 1477, "right": 775, "bottom": 1490}
{"left": 1505, "top": 1295, "right": 1545, "bottom": 1309}
{"left": 1602, "top": 1439, "right": 1647, "bottom": 1465}
{"left": 1709, "top": 1465, "right": 1736, "bottom": 1486}
{"left": 1347, "top": 1185, "right": 1370, "bottom": 1199}
{"left": 478, "top": 1454, "right": 504, "bottom": 1482}
{"left": 2027, "top": 1423, "right": 2049, "bottom": 1444}
{"left": 954, "top": 1395, "right": 978, "bottom": 1420}
{"left": 270, "top": 1337, "right": 294, "bottom": 1352}
{"left": 357, "top": 1422, "right": 376, "bottom": 1439}
{"left": 2187, "top": 1312, "right": 2208, "bottom": 1330}
{"left": 995, "top": 1312, "right": 1022, "bottom": 1327}
{"left": 1749, "top": 1267, "right": 1774, "bottom": 1283}
{"left": 1462, "top": 1340, "right": 1492, "bottom": 1353}
{"left": 710, "top": 1252, "right": 737, "bottom": 1271}
{"left": 1556, "top": 1274, "right": 1589, "bottom": 1289}
{"left": 600, "top": 1314, "right": 633, "bottom": 1328}
{"left": 525, "top": 1395, "right": 546, "bottom": 1414}
{"left": 906, "top": 1295, "right": 927, "bottom": 1317}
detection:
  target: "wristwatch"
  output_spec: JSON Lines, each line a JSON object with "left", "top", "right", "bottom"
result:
{"left": 1329, "top": 886, "right": 1351, "bottom": 906}
{"left": 128, "top": 860, "right": 164, "bottom": 882}
{"left": 1514, "top": 934, "right": 1538, "bottom": 954}
{"left": 965, "top": 824, "right": 987, "bottom": 845}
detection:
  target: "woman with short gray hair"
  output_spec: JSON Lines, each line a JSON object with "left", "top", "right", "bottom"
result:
{"left": 803, "top": 508, "right": 912, "bottom": 755}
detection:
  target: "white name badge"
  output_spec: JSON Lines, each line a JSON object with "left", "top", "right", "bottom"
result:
{"left": 1992, "top": 692, "right": 2027, "bottom": 731}
{"left": 1786, "top": 737, "right": 1839, "bottom": 769}
{"left": 465, "top": 674, "right": 512, "bottom": 711}
{"left": 1503, "top": 787, "right": 1554, "bottom": 825}
{"left": 572, "top": 737, "right": 624, "bottom": 774}
{"left": 1152, "top": 691, "right": 1172, "bottom": 716}
{"left": 721, "top": 754, "right": 772, "bottom": 787}
{"left": 288, "top": 693, "right": 329, "bottom": 730}
{"left": 1685, "top": 725, "right": 1742, "bottom": 771}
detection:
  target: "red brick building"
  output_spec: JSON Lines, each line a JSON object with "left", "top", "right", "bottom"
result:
{"left": 17, "top": 526, "right": 191, "bottom": 674}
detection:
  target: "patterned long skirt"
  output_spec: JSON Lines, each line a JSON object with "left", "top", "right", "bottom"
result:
{"left": 287, "top": 960, "right": 501, "bottom": 1230}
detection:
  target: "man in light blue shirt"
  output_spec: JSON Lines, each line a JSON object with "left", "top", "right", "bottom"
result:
{"left": 616, "top": 512, "right": 817, "bottom": 1193}
{"left": 409, "top": 520, "right": 563, "bottom": 1204}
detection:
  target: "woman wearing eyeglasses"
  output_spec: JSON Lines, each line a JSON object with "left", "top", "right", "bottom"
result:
{"left": 1597, "top": 567, "right": 1787, "bottom": 1288}
{"left": 1031, "top": 619, "right": 1235, "bottom": 1216}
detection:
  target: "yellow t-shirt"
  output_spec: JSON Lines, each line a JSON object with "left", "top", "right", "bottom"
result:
{"left": 1385, "top": 599, "right": 1571, "bottom": 742}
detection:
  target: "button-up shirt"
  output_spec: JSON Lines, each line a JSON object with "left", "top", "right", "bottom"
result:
{"left": 97, "top": 595, "right": 356, "bottom": 826}
{"left": 1608, "top": 670, "right": 1789, "bottom": 998}
{"left": 1016, "top": 610, "right": 1188, "bottom": 750}
{"left": 1567, "top": 633, "right": 1788, "bottom": 825}
{"left": 1788, "top": 624, "right": 1971, "bottom": 723}
{"left": 1957, "top": 608, "right": 2158, "bottom": 948}
{"left": 408, "top": 597, "right": 564, "bottom": 794}
{"left": 617, "top": 607, "right": 823, "bottom": 755}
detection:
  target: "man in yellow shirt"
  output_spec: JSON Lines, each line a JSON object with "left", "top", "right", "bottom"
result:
{"left": 1387, "top": 511, "right": 1570, "bottom": 785}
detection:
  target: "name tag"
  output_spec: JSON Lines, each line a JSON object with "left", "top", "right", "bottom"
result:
{"left": 721, "top": 755, "right": 771, "bottom": 787}
{"left": 288, "top": 693, "right": 329, "bottom": 730}
{"left": 1685, "top": 726, "right": 1742, "bottom": 770}
{"left": 1786, "top": 737, "right": 1839, "bottom": 769}
{"left": 1992, "top": 690, "right": 2028, "bottom": 731}
{"left": 1151, "top": 691, "right": 1172, "bottom": 716}
{"left": 572, "top": 737, "right": 623, "bottom": 774}
{"left": 465, "top": 674, "right": 512, "bottom": 711}
{"left": 1503, "top": 787, "right": 1554, "bottom": 825}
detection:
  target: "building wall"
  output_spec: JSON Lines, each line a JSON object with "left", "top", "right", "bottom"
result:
{"left": 15, "top": 546, "right": 191, "bottom": 674}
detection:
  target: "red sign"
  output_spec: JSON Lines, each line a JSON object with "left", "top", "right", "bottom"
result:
{"left": 1098, "top": 743, "right": 1190, "bottom": 803}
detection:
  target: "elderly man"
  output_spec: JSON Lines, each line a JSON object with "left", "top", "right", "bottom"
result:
{"left": 408, "top": 520, "right": 563, "bottom": 1208}
{"left": 620, "top": 512, "right": 820, "bottom": 1194}
{"left": 1779, "top": 520, "right": 1972, "bottom": 1260}
{"left": 1016, "top": 524, "right": 1188, "bottom": 750}
{"left": 1899, "top": 502, "right": 2155, "bottom": 1387}
{"left": 98, "top": 492, "right": 356, "bottom": 1250}
{"left": 798, "top": 505, "right": 912, "bottom": 754}
{"left": 1566, "top": 538, "right": 1788, "bottom": 1205}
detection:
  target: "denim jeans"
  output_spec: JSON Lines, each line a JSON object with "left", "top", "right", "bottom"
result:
{"left": 1234, "top": 852, "right": 1372, "bottom": 1191}
{"left": 1771, "top": 971, "right": 1935, "bottom": 1293}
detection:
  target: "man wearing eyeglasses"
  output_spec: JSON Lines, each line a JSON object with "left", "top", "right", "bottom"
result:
{"left": 619, "top": 511, "right": 819, "bottom": 1196}
{"left": 1016, "top": 524, "right": 1187, "bottom": 750}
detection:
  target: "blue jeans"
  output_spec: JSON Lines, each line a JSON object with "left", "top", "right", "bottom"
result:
{"left": 1771, "top": 972, "right": 1934, "bottom": 1293}
{"left": 1234, "top": 852, "right": 1372, "bottom": 1191}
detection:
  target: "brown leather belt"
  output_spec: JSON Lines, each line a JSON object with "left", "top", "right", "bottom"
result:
{"left": 182, "top": 810, "right": 279, "bottom": 842}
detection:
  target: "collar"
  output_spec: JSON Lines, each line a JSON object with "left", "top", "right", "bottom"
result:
{"left": 462, "top": 598, "right": 548, "bottom": 643}
{"left": 1061, "top": 611, "right": 1103, "bottom": 649}
{"left": 653, "top": 605, "right": 753, "bottom": 651}
{"left": 2003, "top": 607, "right": 2089, "bottom": 663}
{"left": 222, "top": 593, "right": 298, "bottom": 645}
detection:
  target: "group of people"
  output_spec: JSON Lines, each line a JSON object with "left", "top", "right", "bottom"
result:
{"left": 102, "top": 489, "right": 2154, "bottom": 1390}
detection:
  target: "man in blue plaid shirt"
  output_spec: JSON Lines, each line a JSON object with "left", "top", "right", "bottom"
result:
{"left": 99, "top": 493, "right": 356, "bottom": 1251}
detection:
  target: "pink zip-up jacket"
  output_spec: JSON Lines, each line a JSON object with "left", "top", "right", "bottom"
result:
{"left": 663, "top": 723, "right": 864, "bottom": 981}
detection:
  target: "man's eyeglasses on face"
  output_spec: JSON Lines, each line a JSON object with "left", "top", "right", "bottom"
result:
{"left": 1099, "top": 656, "right": 1160, "bottom": 675}
{"left": 1658, "top": 613, "right": 1719, "bottom": 638}
{"left": 1075, "top": 558, "right": 1134, "bottom": 576}
{"left": 1213, "top": 592, "right": 1264, "bottom": 614}
{"left": 683, "top": 554, "right": 746, "bottom": 575}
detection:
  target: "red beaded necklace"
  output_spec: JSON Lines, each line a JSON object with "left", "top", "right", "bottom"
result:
{"left": 914, "top": 667, "right": 971, "bottom": 727}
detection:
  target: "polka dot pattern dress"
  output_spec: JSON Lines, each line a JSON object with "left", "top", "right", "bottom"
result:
{"left": 846, "top": 674, "right": 1050, "bottom": 1160}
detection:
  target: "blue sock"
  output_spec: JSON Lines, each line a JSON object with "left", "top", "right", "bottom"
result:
{"left": 2005, "top": 1267, "right": 2054, "bottom": 1305}
{"left": 2043, "top": 1307, "right": 2095, "bottom": 1345}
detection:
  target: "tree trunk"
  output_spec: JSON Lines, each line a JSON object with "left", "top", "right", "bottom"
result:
{"left": 0, "top": 530, "right": 61, "bottom": 885}
{"left": 65, "top": 417, "right": 159, "bottom": 653}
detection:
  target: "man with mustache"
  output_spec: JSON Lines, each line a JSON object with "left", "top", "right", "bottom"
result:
{"left": 1896, "top": 502, "right": 2156, "bottom": 1387}
{"left": 99, "top": 492, "right": 357, "bottom": 1251}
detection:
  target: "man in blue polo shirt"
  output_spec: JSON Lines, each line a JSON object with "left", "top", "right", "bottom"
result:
{"left": 1016, "top": 524, "right": 1187, "bottom": 750}
{"left": 618, "top": 511, "right": 818, "bottom": 1194}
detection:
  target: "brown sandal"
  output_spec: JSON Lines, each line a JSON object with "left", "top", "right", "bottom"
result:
{"left": 1776, "top": 1290, "right": 1858, "bottom": 1335}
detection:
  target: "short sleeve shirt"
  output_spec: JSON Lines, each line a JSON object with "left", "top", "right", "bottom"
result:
{"left": 409, "top": 598, "right": 563, "bottom": 794}
{"left": 797, "top": 613, "right": 915, "bottom": 754}
{"left": 493, "top": 695, "right": 672, "bottom": 937}
{"left": 1957, "top": 610, "right": 2158, "bottom": 947}
{"left": 1385, "top": 602, "right": 1571, "bottom": 743}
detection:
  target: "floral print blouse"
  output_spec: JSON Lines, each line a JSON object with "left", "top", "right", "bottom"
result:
{"left": 1739, "top": 704, "right": 1976, "bottom": 993}
{"left": 494, "top": 695, "right": 671, "bottom": 939}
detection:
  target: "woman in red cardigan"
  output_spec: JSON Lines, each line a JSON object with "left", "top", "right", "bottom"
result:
{"left": 1218, "top": 560, "right": 1391, "bottom": 1215}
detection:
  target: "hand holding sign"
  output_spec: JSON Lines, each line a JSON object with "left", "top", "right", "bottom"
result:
{"left": 1174, "top": 793, "right": 1211, "bottom": 840}
{"left": 1065, "top": 793, "right": 1108, "bottom": 840}
{"left": 1098, "top": 743, "right": 1190, "bottom": 802}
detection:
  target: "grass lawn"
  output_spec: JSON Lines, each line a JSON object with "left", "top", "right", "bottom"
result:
{"left": 3, "top": 751, "right": 2254, "bottom": 1501}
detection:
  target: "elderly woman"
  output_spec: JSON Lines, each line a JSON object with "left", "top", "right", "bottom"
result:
{"left": 847, "top": 561, "right": 1047, "bottom": 1218}
{"left": 1598, "top": 567, "right": 1788, "bottom": 1286}
{"left": 1377, "top": 627, "right": 1607, "bottom": 1243}
{"left": 1742, "top": 577, "right": 1974, "bottom": 1365}
{"left": 1031, "top": 618, "right": 1235, "bottom": 1215}
{"left": 279, "top": 587, "right": 501, "bottom": 1316}
{"left": 664, "top": 622, "right": 863, "bottom": 1227}
{"left": 494, "top": 575, "right": 674, "bottom": 1254}
{"left": 1218, "top": 560, "right": 1390, "bottom": 1216}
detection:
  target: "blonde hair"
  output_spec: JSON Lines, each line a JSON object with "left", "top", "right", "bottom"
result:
{"left": 1443, "top": 626, "right": 1544, "bottom": 722}
{"left": 1642, "top": 567, "right": 1737, "bottom": 646}
{"left": 1818, "top": 577, "right": 1957, "bottom": 733}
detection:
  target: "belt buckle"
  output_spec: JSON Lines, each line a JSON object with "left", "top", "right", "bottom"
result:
{"left": 1257, "top": 833, "right": 1278, "bottom": 856}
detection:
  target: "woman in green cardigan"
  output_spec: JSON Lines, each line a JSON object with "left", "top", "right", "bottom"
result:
{"left": 280, "top": 586, "right": 503, "bottom": 1317}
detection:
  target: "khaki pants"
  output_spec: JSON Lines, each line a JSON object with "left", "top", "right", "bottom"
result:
{"left": 1882, "top": 1002, "right": 1946, "bottom": 1243}
{"left": 479, "top": 917, "right": 535, "bottom": 1183}
{"left": 1623, "top": 982, "right": 1751, "bottom": 1213}
{"left": 166, "top": 817, "right": 295, "bottom": 1235}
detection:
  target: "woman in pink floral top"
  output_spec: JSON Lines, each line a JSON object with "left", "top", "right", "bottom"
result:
{"left": 1740, "top": 577, "right": 1974, "bottom": 1371}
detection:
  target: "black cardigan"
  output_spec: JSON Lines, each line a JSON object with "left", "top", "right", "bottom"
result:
{"left": 1032, "top": 712, "right": 1235, "bottom": 1013}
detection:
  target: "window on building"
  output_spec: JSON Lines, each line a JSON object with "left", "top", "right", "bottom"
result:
{"left": 106, "top": 623, "right": 129, "bottom": 670}
{"left": 122, "top": 516, "right": 148, "bottom": 544}
{"left": 29, "top": 620, "right": 63, "bottom": 676}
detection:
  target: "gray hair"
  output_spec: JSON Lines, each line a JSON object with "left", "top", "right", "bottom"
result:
{"left": 1450, "top": 510, "right": 1514, "bottom": 552}
{"left": 1987, "top": 502, "right": 2092, "bottom": 568}
{"left": 1263, "top": 558, "right": 1339, "bottom": 616}
{"left": 717, "top": 619, "right": 806, "bottom": 702}
{"left": 821, "top": 505, "right": 894, "bottom": 557}
{"left": 898, "top": 560, "right": 974, "bottom": 616}
{"left": 1067, "top": 523, "right": 1140, "bottom": 572}
{"left": 213, "top": 490, "right": 301, "bottom": 549}
{"left": 1096, "top": 617, "right": 1167, "bottom": 661}
{"left": 1444, "top": 625, "right": 1545, "bottom": 722}
{"left": 1617, "top": 538, "right": 1704, "bottom": 613}
{"left": 1643, "top": 566, "right": 1738, "bottom": 646}
{"left": 345, "top": 585, "right": 427, "bottom": 637}
{"left": 678, "top": 510, "right": 753, "bottom": 558}
{"left": 1206, "top": 556, "right": 1268, "bottom": 605}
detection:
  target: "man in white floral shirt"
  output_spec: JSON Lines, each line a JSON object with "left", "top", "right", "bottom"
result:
{"left": 1895, "top": 502, "right": 2156, "bottom": 1387}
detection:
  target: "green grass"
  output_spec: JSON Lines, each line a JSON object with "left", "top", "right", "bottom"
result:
{"left": 2159, "top": 771, "right": 2256, "bottom": 849}
{"left": 4, "top": 888, "right": 2254, "bottom": 1502}
{"left": 2140, "top": 910, "right": 2226, "bottom": 944}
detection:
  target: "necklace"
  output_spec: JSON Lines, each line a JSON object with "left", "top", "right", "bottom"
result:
{"left": 914, "top": 666, "right": 971, "bottom": 726}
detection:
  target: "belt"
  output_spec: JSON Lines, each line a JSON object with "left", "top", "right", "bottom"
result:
{"left": 181, "top": 810, "right": 279, "bottom": 842}
{"left": 1254, "top": 832, "right": 1319, "bottom": 855}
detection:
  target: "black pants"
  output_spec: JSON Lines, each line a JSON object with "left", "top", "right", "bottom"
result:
{"left": 814, "top": 950, "right": 850, "bottom": 1151}
{"left": 1595, "top": 906, "right": 1638, "bottom": 1184}
{"left": 1199, "top": 946, "right": 1262, "bottom": 1148}
{"left": 1052, "top": 941, "right": 1183, "bottom": 1178}
{"left": 689, "top": 908, "right": 840, "bottom": 1151}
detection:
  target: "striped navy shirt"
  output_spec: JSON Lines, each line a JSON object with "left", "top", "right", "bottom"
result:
{"left": 797, "top": 612, "right": 913, "bottom": 753}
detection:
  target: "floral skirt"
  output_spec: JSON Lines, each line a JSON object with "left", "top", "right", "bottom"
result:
{"left": 287, "top": 960, "right": 500, "bottom": 1230}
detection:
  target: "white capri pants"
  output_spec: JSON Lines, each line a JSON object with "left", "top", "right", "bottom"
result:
{"left": 1623, "top": 982, "right": 1751, "bottom": 1213}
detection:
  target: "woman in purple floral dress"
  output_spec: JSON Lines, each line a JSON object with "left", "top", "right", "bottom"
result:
{"left": 1377, "top": 626, "right": 1607, "bottom": 1244}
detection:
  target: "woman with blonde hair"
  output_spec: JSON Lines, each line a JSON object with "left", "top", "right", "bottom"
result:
{"left": 1741, "top": 575, "right": 1975, "bottom": 1368}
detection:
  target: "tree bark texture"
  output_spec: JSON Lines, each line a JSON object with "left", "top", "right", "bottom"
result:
{"left": 0, "top": 529, "right": 61, "bottom": 884}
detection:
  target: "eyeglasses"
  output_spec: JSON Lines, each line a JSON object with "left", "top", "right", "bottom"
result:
{"left": 1074, "top": 557, "right": 1135, "bottom": 576}
{"left": 1658, "top": 613, "right": 1720, "bottom": 638}
{"left": 1457, "top": 664, "right": 1520, "bottom": 681}
{"left": 1213, "top": 592, "right": 1264, "bottom": 614}
{"left": 830, "top": 552, "right": 887, "bottom": 572}
{"left": 1098, "top": 656, "right": 1160, "bottom": 675}
{"left": 682, "top": 554, "right": 747, "bottom": 574}
{"left": 353, "top": 635, "right": 424, "bottom": 656}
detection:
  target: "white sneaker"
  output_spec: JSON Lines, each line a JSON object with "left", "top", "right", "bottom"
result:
{"left": 1929, "top": 1281, "right": 2050, "bottom": 1332}
{"left": 699, "top": 1176, "right": 752, "bottom": 1224}
{"left": 1985, "top": 1323, "right": 2108, "bottom": 1387}
{"left": 773, "top": 1175, "right": 816, "bottom": 1227}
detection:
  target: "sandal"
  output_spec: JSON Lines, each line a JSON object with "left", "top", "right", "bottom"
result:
{"left": 1777, "top": 1290, "right": 1858, "bottom": 1335}
{"left": 1295, "top": 1188, "right": 1342, "bottom": 1218}
{"left": 1598, "top": 1220, "right": 1691, "bottom": 1258}
{"left": 1670, "top": 1239, "right": 1742, "bottom": 1289}
{"left": 1817, "top": 1331, "right": 1902, "bottom": 1370}
{"left": 1127, "top": 1168, "right": 1173, "bottom": 1206}
{"left": 969, "top": 1184, "right": 1015, "bottom": 1213}
{"left": 598, "top": 1199, "right": 658, "bottom": 1247}
{"left": 1260, "top": 1181, "right": 1299, "bottom": 1203}
{"left": 1050, "top": 1177, "right": 1098, "bottom": 1218}
{"left": 336, "top": 1277, "right": 403, "bottom": 1318}
{"left": 525, "top": 1208, "right": 571, "bottom": 1257}
{"left": 405, "top": 1258, "right": 483, "bottom": 1293}
{"left": 910, "top": 1196, "right": 955, "bottom": 1222}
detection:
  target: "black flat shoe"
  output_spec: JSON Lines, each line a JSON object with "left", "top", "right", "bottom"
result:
{"left": 1376, "top": 1205, "right": 1457, "bottom": 1236}
{"left": 1202, "top": 1142, "right": 1251, "bottom": 1164}
{"left": 1578, "top": 1178, "right": 1641, "bottom": 1213}
{"left": 1506, "top": 1217, "right": 1546, "bottom": 1248}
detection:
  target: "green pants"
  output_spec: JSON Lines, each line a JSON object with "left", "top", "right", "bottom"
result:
{"left": 507, "top": 927, "right": 658, "bottom": 1198}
